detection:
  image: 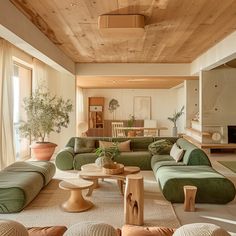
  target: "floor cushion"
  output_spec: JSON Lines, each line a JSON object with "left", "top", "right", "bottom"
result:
{"left": 122, "top": 224, "right": 175, "bottom": 236}
{"left": 156, "top": 165, "right": 236, "bottom": 203}
{"left": 0, "top": 171, "right": 44, "bottom": 213}
{"left": 0, "top": 161, "right": 55, "bottom": 213}
{"left": 64, "top": 221, "right": 118, "bottom": 236}
{"left": 0, "top": 219, "right": 28, "bottom": 236}
{"left": 28, "top": 226, "right": 67, "bottom": 236}
{"left": 173, "top": 223, "right": 230, "bottom": 236}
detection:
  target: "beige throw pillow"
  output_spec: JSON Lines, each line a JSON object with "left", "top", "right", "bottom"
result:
{"left": 170, "top": 143, "right": 184, "bottom": 162}
{"left": 99, "top": 140, "right": 131, "bottom": 152}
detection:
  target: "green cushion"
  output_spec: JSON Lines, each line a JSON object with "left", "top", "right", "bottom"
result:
{"left": 113, "top": 151, "right": 152, "bottom": 170}
{"left": 4, "top": 161, "right": 55, "bottom": 185}
{"left": 55, "top": 148, "right": 74, "bottom": 170}
{"left": 152, "top": 160, "right": 185, "bottom": 173}
{"left": 148, "top": 139, "right": 173, "bottom": 155}
{"left": 156, "top": 165, "right": 236, "bottom": 204}
{"left": 74, "top": 138, "right": 95, "bottom": 154}
{"left": 176, "top": 138, "right": 211, "bottom": 166}
{"left": 0, "top": 171, "right": 44, "bottom": 213}
{"left": 151, "top": 154, "right": 174, "bottom": 169}
{"left": 112, "top": 137, "right": 154, "bottom": 151}
{"left": 73, "top": 153, "right": 98, "bottom": 170}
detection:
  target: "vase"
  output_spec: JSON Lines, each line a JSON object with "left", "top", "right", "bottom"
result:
{"left": 172, "top": 127, "right": 178, "bottom": 137}
{"left": 95, "top": 156, "right": 113, "bottom": 167}
{"left": 30, "top": 142, "right": 57, "bottom": 161}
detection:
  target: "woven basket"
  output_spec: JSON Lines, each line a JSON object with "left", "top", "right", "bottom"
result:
{"left": 102, "top": 163, "right": 124, "bottom": 175}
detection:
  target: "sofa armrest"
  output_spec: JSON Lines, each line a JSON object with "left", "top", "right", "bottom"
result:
{"left": 55, "top": 147, "right": 74, "bottom": 170}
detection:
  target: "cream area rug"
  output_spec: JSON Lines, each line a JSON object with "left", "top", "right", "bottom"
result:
{"left": 1, "top": 170, "right": 180, "bottom": 229}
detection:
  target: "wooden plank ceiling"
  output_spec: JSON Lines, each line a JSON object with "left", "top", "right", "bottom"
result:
{"left": 77, "top": 76, "right": 198, "bottom": 89}
{"left": 10, "top": 0, "right": 236, "bottom": 63}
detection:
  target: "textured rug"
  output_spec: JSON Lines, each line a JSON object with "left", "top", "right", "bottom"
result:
{"left": 218, "top": 161, "right": 236, "bottom": 173}
{"left": 0, "top": 171, "right": 180, "bottom": 229}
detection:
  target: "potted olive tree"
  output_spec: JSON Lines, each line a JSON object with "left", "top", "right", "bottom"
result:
{"left": 167, "top": 106, "right": 184, "bottom": 137}
{"left": 19, "top": 87, "right": 72, "bottom": 160}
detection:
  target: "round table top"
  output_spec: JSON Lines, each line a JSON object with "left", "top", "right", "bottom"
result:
{"left": 80, "top": 163, "right": 140, "bottom": 179}
{"left": 59, "top": 178, "right": 93, "bottom": 190}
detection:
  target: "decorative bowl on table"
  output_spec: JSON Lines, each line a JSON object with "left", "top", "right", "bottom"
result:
{"left": 102, "top": 163, "right": 124, "bottom": 175}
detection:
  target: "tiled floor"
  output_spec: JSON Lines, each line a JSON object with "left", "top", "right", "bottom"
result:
{"left": 174, "top": 152, "right": 236, "bottom": 235}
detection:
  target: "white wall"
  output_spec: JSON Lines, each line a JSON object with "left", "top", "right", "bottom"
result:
{"left": 83, "top": 88, "right": 185, "bottom": 136}
{"left": 175, "top": 84, "right": 185, "bottom": 133}
{"left": 184, "top": 80, "right": 199, "bottom": 128}
{"left": 46, "top": 69, "right": 76, "bottom": 152}
{"left": 201, "top": 68, "right": 236, "bottom": 143}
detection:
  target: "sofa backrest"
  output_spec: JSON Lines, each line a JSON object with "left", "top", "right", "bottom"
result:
{"left": 176, "top": 138, "right": 211, "bottom": 166}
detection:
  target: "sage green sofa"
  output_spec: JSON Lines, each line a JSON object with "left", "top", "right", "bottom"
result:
{"left": 55, "top": 137, "right": 178, "bottom": 171}
{"left": 0, "top": 161, "right": 55, "bottom": 213}
{"left": 55, "top": 137, "right": 236, "bottom": 204}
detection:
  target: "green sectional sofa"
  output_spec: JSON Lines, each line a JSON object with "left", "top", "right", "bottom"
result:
{"left": 0, "top": 161, "right": 55, "bottom": 213}
{"left": 55, "top": 137, "right": 178, "bottom": 170}
{"left": 55, "top": 137, "right": 236, "bottom": 204}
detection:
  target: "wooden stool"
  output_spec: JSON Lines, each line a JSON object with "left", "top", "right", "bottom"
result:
{"left": 183, "top": 185, "right": 197, "bottom": 212}
{"left": 59, "top": 179, "right": 94, "bottom": 212}
{"left": 124, "top": 174, "right": 144, "bottom": 226}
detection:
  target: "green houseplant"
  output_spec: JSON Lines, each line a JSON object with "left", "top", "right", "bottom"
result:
{"left": 19, "top": 87, "right": 73, "bottom": 160}
{"left": 167, "top": 106, "right": 184, "bottom": 137}
{"left": 95, "top": 145, "right": 120, "bottom": 167}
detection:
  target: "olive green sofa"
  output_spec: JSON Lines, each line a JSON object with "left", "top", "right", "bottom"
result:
{"left": 55, "top": 137, "right": 178, "bottom": 171}
{"left": 0, "top": 161, "right": 55, "bottom": 213}
{"left": 55, "top": 137, "right": 236, "bottom": 204}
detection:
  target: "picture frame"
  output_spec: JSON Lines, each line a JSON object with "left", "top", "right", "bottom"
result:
{"left": 133, "top": 96, "right": 151, "bottom": 120}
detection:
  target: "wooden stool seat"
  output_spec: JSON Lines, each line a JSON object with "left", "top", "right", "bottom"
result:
{"left": 124, "top": 174, "right": 144, "bottom": 226}
{"left": 183, "top": 185, "right": 197, "bottom": 212}
{"left": 59, "top": 179, "right": 94, "bottom": 212}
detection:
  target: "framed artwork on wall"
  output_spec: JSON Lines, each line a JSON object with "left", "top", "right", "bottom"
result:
{"left": 133, "top": 96, "right": 151, "bottom": 120}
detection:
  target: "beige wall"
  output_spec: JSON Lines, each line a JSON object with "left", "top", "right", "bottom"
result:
{"left": 83, "top": 88, "right": 185, "bottom": 136}
{"left": 201, "top": 68, "right": 236, "bottom": 143}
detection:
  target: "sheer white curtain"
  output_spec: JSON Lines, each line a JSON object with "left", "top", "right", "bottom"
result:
{"left": 0, "top": 39, "right": 15, "bottom": 169}
{"left": 32, "top": 58, "right": 48, "bottom": 91}
{"left": 76, "top": 86, "right": 86, "bottom": 136}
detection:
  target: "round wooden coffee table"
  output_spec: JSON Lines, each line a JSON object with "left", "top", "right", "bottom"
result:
{"left": 80, "top": 164, "right": 140, "bottom": 196}
{"left": 59, "top": 178, "right": 94, "bottom": 212}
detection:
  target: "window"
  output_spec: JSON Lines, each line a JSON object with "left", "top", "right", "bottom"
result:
{"left": 13, "top": 62, "right": 32, "bottom": 160}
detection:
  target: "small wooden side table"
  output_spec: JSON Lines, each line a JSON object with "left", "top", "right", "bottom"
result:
{"left": 124, "top": 174, "right": 144, "bottom": 226}
{"left": 183, "top": 185, "right": 197, "bottom": 212}
{"left": 59, "top": 179, "right": 94, "bottom": 212}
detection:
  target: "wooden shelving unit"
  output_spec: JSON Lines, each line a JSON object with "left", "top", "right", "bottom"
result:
{"left": 88, "top": 97, "right": 104, "bottom": 129}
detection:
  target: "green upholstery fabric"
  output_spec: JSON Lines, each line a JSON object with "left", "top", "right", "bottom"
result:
{"left": 56, "top": 137, "right": 156, "bottom": 170}
{"left": 151, "top": 155, "right": 174, "bottom": 168}
{"left": 111, "top": 137, "right": 154, "bottom": 151}
{"left": 176, "top": 138, "right": 211, "bottom": 166}
{"left": 113, "top": 151, "right": 152, "bottom": 170}
{"left": 156, "top": 165, "right": 236, "bottom": 203}
{"left": 0, "top": 161, "right": 55, "bottom": 213}
{"left": 55, "top": 147, "right": 74, "bottom": 170}
{"left": 74, "top": 138, "right": 95, "bottom": 153}
{"left": 152, "top": 160, "right": 185, "bottom": 173}
{"left": 4, "top": 161, "right": 55, "bottom": 185}
{"left": 74, "top": 153, "right": 98, "bottom": 170}
{"left": 148, "top": 139, "right": 173, "bottom": 155}
{"left": 0, "top": 171, "right": 44, "bottom": 213}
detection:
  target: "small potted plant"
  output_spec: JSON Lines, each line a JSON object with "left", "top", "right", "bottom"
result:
{"left": 127, "top": 115, "right": 136, "bottom": 137}
{"left": 19, "top": 87, "right": 73, "bottom": 160}
{"left": 167, "top": 106, "right": 184, "bottom": 137}
{"left": 95, "top": 145, "right": 120, "bottom": 167}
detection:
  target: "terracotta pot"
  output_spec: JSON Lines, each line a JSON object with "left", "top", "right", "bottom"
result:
{"left": 127, "top": 131, "right": 136, "bottom": 137}
{"left": 30, "top": 142, "right": 57, "bottom": 161}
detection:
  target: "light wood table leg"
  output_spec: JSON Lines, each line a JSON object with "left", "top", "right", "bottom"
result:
{"left": 61, "top": 189, "right": 93, "bottom": 212}
{"left": 117, "top": 179, "right": 124, "bottom": 195}
{"left": 124, "top": 174, "right": 144, "bottom": 226}
{"left": 183, "top": 185, "right": 197, "bottom": 212}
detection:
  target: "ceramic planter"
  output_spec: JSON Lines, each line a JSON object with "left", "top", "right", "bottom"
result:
{"left": 30, "top": 142, "right": 57, "bottom": 161}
